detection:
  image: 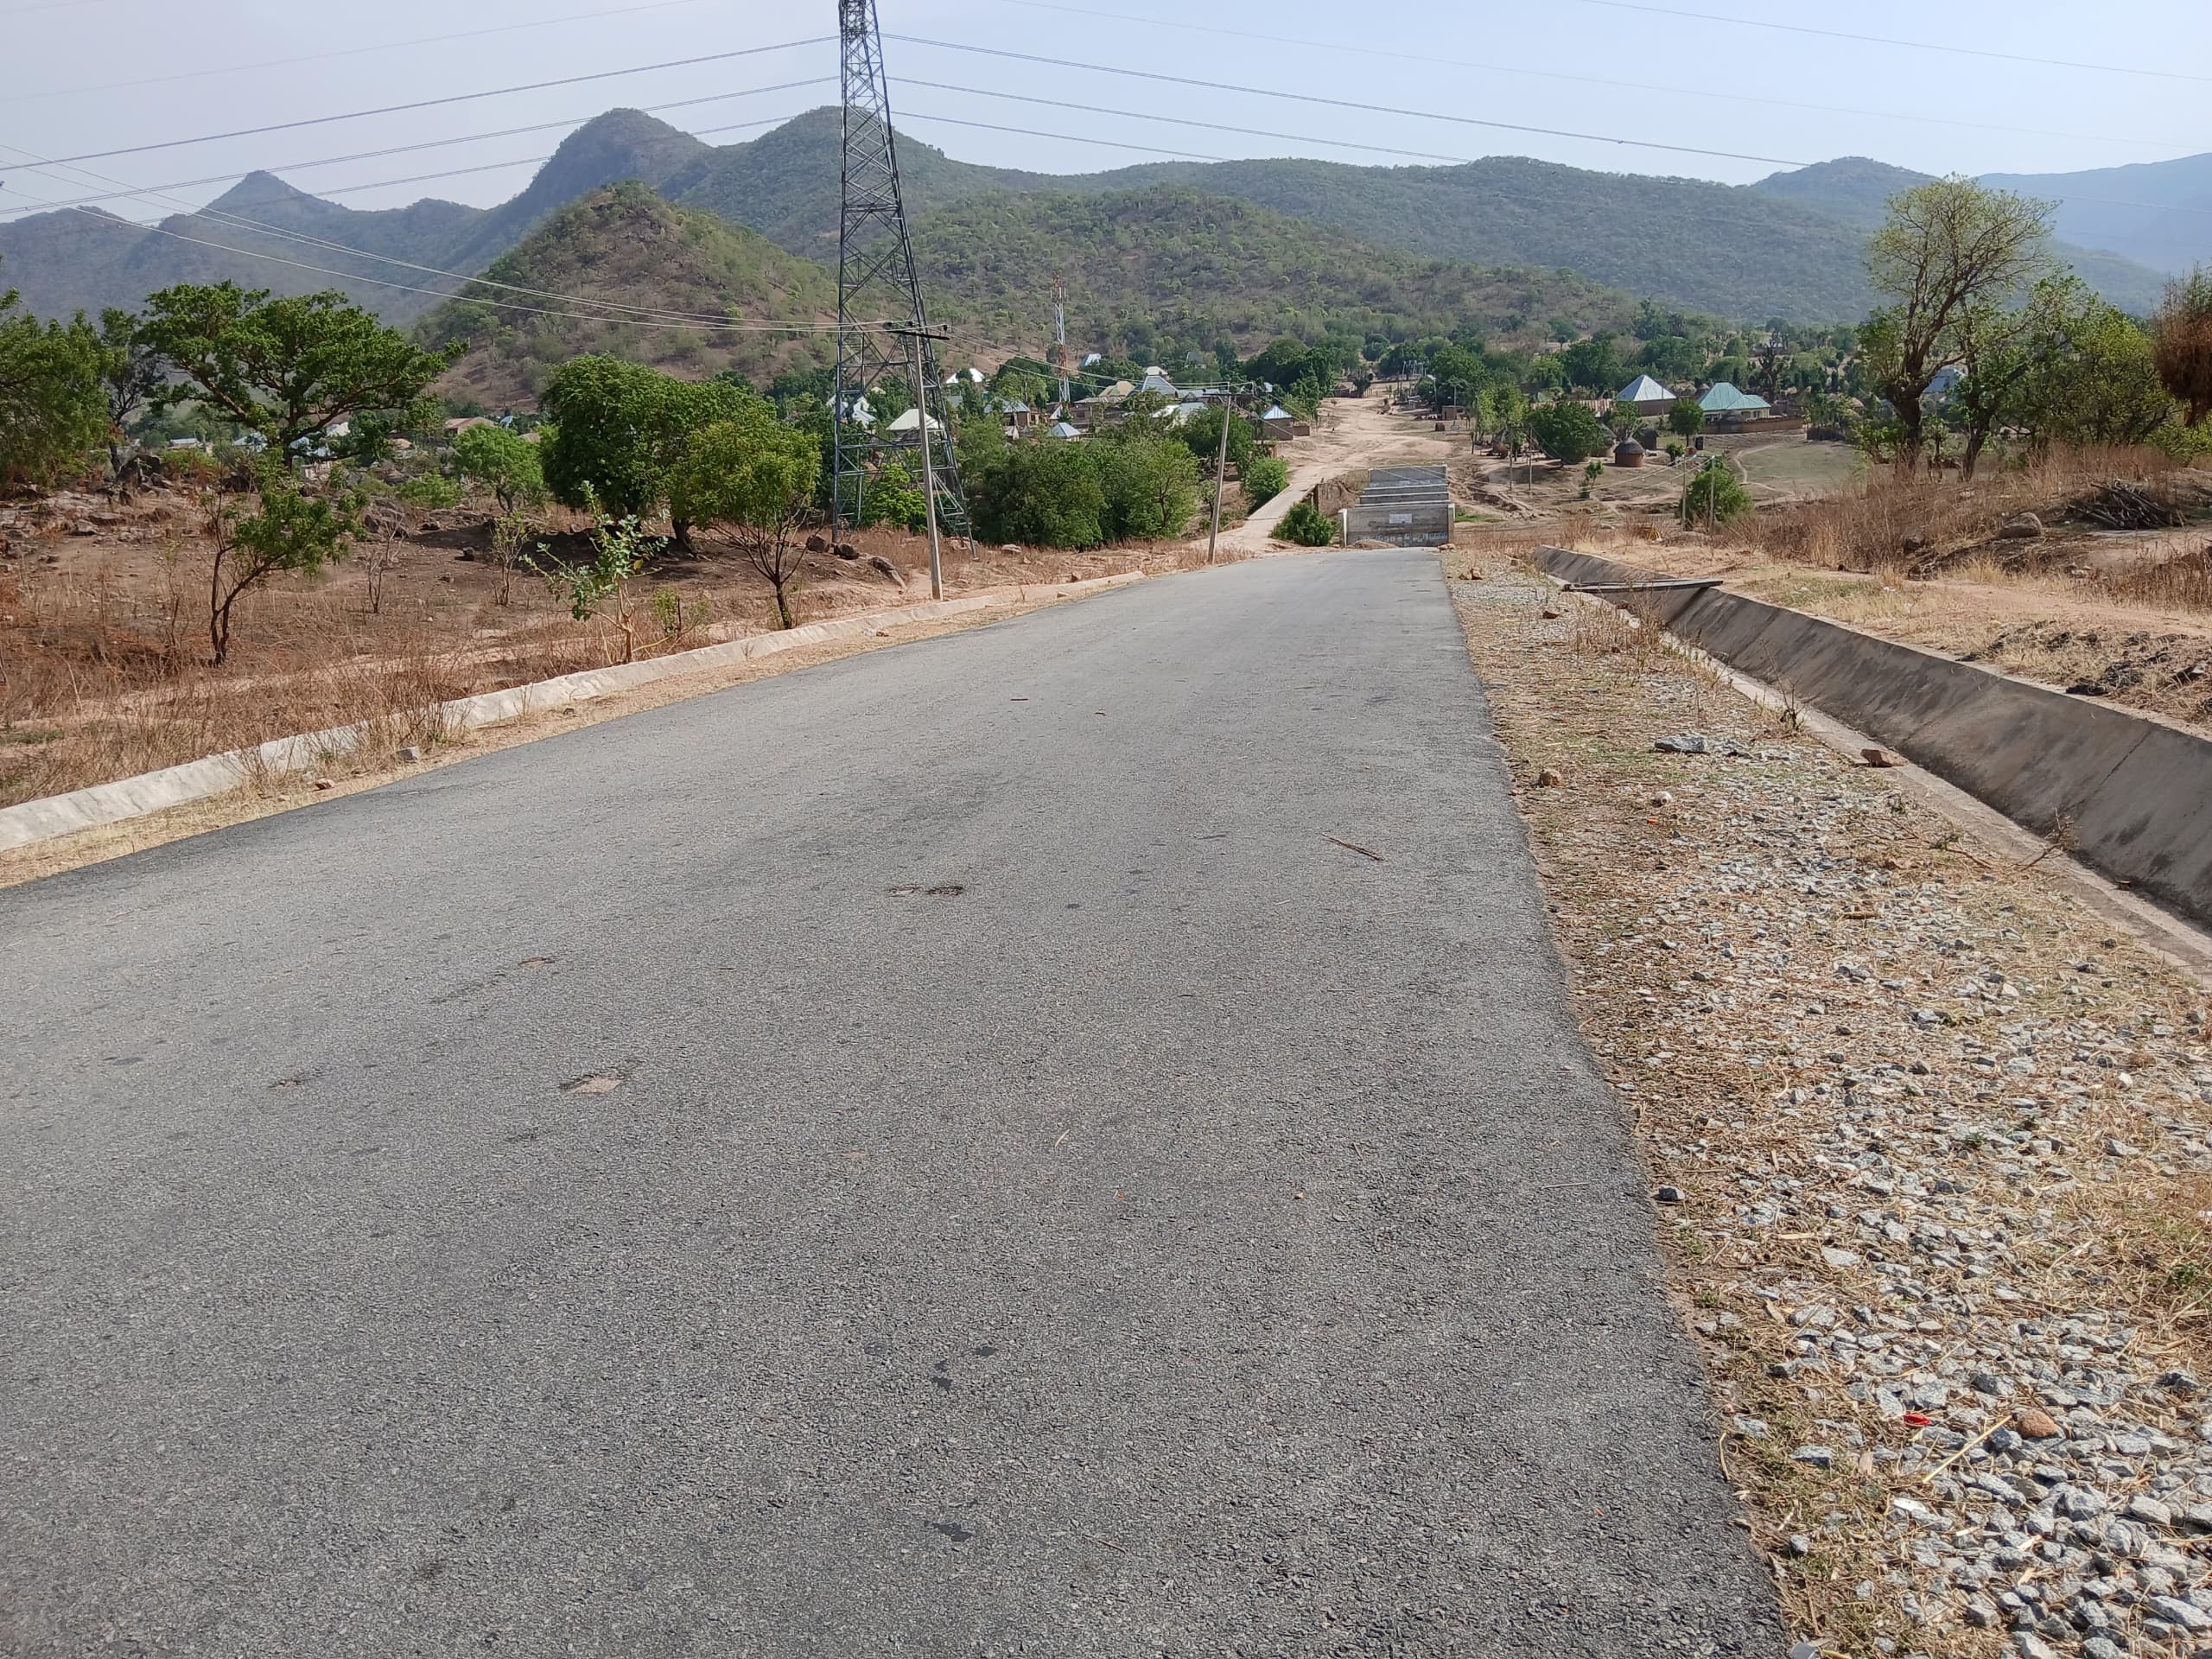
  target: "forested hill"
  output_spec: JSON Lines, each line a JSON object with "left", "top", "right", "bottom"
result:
{"left": 0, "top": 105, "right": 2191, "bottom": 331}
{"left": 416, "top": 181, "right": 1647, "bottom": 402}
{"left": 416, "top": 184, "right": 837, "bottom": 406}
{"left": 912, "top": 187, "right": 1642, "bottom": 359}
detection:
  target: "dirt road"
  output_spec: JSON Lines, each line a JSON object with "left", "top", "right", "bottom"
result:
{"left": 1208, "top": 395, "right": 1458, "bottom": 551}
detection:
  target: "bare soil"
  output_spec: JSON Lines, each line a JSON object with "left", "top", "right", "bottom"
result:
{"left": 1454, "top": 533, "right": 2212, "bottom": 1656}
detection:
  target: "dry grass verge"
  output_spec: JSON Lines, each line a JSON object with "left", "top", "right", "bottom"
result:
{"left": 1453, "top": 534, "right": 2212, "bottom": 1659}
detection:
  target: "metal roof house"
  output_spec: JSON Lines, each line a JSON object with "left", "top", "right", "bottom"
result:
{"left": 1615, "top": 374, "right": 1675, "bottom": 413}
{"left": 1260, "top": 404, "right": 1294, "bottom": 441}
{"left": 1698, "top": 382, "right": 1771, "bottom": 416}
{"left": 1046, "top": 421, "right": 1082, "bottom": 439}
{"left": 884, "top": 407, "right": 944, "bottom": 434}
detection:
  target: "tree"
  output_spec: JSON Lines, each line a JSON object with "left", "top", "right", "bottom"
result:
{"left": 452, "top": 423, "right": 546, "bottom": 515}
{"left": 90, "top": 308, "right": 166, "bottom": 480}
{"left": 528, "top": 508, "right": 656, "bottom": 662}
{"left": 972, "top": 442, "right": 1106, "bottom": 549}
{"left": 2152, "top": 267, "right": 2212, "bottom": 429}
{"left": 1093, "top": 426, "right": 1202, "bottom": 540}
{"left": 138, "top": 283, "right": 455, "bottom": 455}
{"left": 668, "top": 406, "right": 823, "bottom": 629}
{"left": 2018, "top": 292, "right": 2180, "bottom": 454}
{"left": 1864, "top": 179, "right": 2052, "bottom": 471}
{"left": 1243, "top": 454, "right": 1289, "bottom": 508}
{"left": 1560, "top": 333, "right": 1624, "bottom": 397}
{"left": 1528, "top": 399, "right": 1607, "bottom": 466}
{"left": 540, "top": 356, "right": 749, "bottom": 546}
{"left": 1667, "top": 397, "right": 1705, "bottom": 441}
{"left": 1178, "top": 405, "right": 1254, "bottom": 474}
{"left": 207, "top": 461, "right": 364, "bottom": 664}
{"left": 0, "top": 282, "right": 103, "bottom": 488}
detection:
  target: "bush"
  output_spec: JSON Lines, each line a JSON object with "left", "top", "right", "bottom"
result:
{"left": 972, "top": 442, "right": 1105, "bottom": 548}
{"left": 1094, "top": 429, "right": 1201, "bottom": 540}
{"left": 1243, "top": 454, "right": 1289, "bottom": 506}
{"left": 1276, "top": 499, "right": 1337, "bottom": 546}
{"left": 1681, "top": 461, "right": 1752, "bottom": 528}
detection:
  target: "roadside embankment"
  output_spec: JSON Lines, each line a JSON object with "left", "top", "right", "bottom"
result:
{"left": 1533, "top": 545, "right": 2212, "bottom": 934}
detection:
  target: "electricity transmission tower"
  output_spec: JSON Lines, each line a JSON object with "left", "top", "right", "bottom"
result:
{"left": 831, "top": 0, "right": 967, "bottom": 538}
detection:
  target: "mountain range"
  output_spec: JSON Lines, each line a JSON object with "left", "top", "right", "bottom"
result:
{"left": 3, "top": 106, "right": 2201, "bottom": 350}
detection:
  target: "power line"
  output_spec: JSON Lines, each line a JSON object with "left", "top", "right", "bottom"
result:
{"left": 30, "top": 35, "right": 834, "bottom": 168}
{"left": 983, "top": 0, "right": 2184, "bottom": 153}
{"left": 18, "top": 0, "right": 723, "bottom": 102}
{"left": 0, "top": 177, "right": 854, "bottom": 334}
{"left": 1556, "top": 0, "right": 2212, "bottom": 85}
{"left": 883, "top": 33, "right": 1817, "bottom": 169}
{"left": 896, "top": 66, "right": 2212, "bottom": 224}
{"left": 0, "top": 79, "right": 835, "bottom": 218}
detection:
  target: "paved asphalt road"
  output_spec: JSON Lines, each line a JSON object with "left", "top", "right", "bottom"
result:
{"left": 3, "top": 550, "right": 1783, "bottom": 1656}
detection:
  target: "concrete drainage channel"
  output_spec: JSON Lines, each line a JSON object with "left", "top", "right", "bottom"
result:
{"left": 1533, "top": 544, "right": 2212, "bottom": 933}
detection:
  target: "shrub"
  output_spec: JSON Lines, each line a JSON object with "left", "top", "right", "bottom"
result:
{"left": 1243, "top": 454, "right": 1290, "bottom": 506}
{"left": 1276, "top": 499, "right": 1337, "bottom": 546}
{"left": 1681, "top": 461, "right": 1752, "bottom": 528}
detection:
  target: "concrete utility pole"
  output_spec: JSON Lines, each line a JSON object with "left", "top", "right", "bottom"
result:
{"left": 1052, "top": 271, "right": 1071, "bottom": 410}
{"left": 893, "top": 323, "right": 949, "bottom": 601}
{"left": 1205, "top": 385, "right": 1237, "bottom": 565}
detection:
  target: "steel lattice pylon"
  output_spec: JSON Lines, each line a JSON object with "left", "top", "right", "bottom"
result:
{"left": 832, "top": 0, "right": 967, "bottom": 537}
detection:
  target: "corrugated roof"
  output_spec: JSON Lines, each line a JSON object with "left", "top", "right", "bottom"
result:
{"left": 1617, "top": 374, "right": 1673, "bottom": 404}
{"left": 1698, "top": 382, "right": 1770, "bottom": 413}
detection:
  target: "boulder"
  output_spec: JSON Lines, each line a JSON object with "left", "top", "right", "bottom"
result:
{"left": 832, "top": 542, "right": 861, "bottom": 561}
{"left": 1997, "top": 512, "right": 2044, "bottom": 540}
{"left": 868, "top": 554, "right": 905, "bottom": 587}
{"left": 804, "top": 534, "right": 829, "bottom": 553}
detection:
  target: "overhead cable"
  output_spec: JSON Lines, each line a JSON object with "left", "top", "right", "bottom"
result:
{"left": 30, "top": 35, "right": 834, "bottom": 167}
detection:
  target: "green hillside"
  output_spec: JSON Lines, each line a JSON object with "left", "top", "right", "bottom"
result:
{"left": 912, "top": 186, "right": 1643, "bottom": 359}
{"left": 1749, "top": 158, "right": 2171, "bottom": 313}
{"left": 416, "top": 183, "right": 838, "bottom": 405}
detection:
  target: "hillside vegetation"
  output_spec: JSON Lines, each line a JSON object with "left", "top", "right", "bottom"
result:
{"left": 417, "top": 184, "right": 836, "bottom": 405}
{"left": 3, "top": 106, "right": 2197, "bottom": 334}
{"left": 915, "top": 187, "right": 1640, "bottom": 359}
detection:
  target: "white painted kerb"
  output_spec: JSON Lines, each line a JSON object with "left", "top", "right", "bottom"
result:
{"left": 0, "top": 589, "right": 1073, "bottom": 853}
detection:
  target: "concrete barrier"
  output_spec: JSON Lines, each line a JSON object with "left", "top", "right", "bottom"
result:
{"left": 1532, "top": 545, "right": 2212, "bottom": 929}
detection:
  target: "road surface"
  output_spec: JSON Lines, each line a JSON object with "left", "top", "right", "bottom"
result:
{"left": 3, "top": 550, "right": 1782, "bottom": 1656}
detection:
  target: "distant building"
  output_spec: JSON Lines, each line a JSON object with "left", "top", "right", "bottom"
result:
{"left": 1046, "top": 421, "right": 1082, "bottom": 439}
{"left": 444, "top": 416, "right": 495, "bottom": 435}
{"left": 1138, "top": 370, "right": 1179, "bottom": 396}
{"left": 1698, "top": 382, "right": 1772, "bottom": 418}
{"left": 1614, "top": 374, "right": 1675, "bottom": 416}
{"left": 1260, "top": 404, "right": 1295, "bottom": 441}
{"left": 885, "top": 407, "right": 944, "bottom": 434}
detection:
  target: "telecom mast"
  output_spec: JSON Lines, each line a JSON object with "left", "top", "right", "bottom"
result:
{"left": 831, "top": 0, "right": 967, "bottom": 537}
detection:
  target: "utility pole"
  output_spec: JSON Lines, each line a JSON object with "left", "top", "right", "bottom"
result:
{"left": 1052, "top": 271, "right": 1070, "bottom": 410}
{"left": 894, "top": 323, "right": 949, "bottom": 601}
{"left": 1205, "top": 385, "right": 1237, "bottom": 565}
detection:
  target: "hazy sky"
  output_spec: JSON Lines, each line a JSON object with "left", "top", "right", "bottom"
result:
{"left": 3, "top": 0, "right": 2208, "bottom": 225}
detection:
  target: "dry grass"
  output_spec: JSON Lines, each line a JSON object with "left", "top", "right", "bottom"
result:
{"left": 1455, "top": 550, "right": 2212, "bottom": 1655}
{"left": 0, "top": 481, "right": 1222, "bottom": 809}
{"left": 1753, "top": 445, "right": 2207, "bottom": 586}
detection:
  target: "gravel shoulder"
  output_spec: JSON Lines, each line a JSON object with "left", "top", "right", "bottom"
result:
{"left": 1453, "top": 543, "right": 2212, "bottom": 1659}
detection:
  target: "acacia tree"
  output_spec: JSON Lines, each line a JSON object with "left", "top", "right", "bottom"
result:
{"left": 0, "top": 273, "right": 104, "bottom": 488}
{"left": 137, "top": 283, "right": 456, "bottom": 453}
{"left": 1864, "top": 178, "right": 2052, "bottom": 472}
{"left": 540, "top": 355, "right": 748, "bottom": 548}
{"left": 91, "top": 308, "right": 167, "bottom": 480}
{"left": 2153, "top": 267, "right": 2212, "bottom": 429}
{"left": 206, "top": 461, "right": 365, "bottom": 664}
{"left": 669, "top": 404, "right": 821, "bottom": 629}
